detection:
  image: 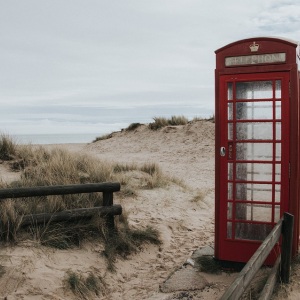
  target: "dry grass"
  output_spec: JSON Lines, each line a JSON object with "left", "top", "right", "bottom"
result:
{"left": 0, "top": 133, "right": 17, "bottom": 160}
{"left": 92, "top": 133, "right": 113, "bottom": 143}
{"left": 125, "top": 122, "right": 142, "bottom": 131}
{"left": 0, "top": 265, "right": 5, "bottom": 278}
{"left": 195, "top": 256, "right": 222, "bottom": 274}
{"left": 103, "top": 219, "right": 161, "bottom": 271}
{"left": 149, "top": 116, "right": 189, "bottom": 130}
{"left": 66, "top": 270, "right": 106, "bottom": 299}
{"left": 0, "top": 135, "right": 166, "bottom": 270}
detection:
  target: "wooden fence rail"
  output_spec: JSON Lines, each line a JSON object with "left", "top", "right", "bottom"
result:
{"left": 0, "top": 182, "right": 121, "bottom": 230}
{"left": 221, "top": 212, "right": 294, "bottom": 300}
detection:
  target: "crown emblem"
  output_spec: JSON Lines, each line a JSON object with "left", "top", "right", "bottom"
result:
{"left": 249, "top": 41, "right": 259, "bottom": 52}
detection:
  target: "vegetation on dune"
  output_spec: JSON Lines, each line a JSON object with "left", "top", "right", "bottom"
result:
{"left": 92, "top": 133, "right": 113, "bottom": 143}
{"left": 125, "top": 122, "right": 142, "bottom": 131}
{"left": 66, "top": 270, "right": 107, "bottom": 299}
{"left": 92, "top": 115, "right": 214, "bottom": 142}
{"left": 0, "top": 115, "right": 210, "bottom": 272}
{"left": 0, "top": 134, "right": 163, "bottom": 271}
{"left": 0, "top": 133, "right": 17, "bottom": 160}
{"left": 148, "top": 115, "right": 214, "bottom": 130}
{"left": 149, "top": 115, "right": 189, "bottom": 130}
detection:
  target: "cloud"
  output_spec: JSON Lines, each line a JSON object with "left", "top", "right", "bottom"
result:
{"left": 253, "top": 1, "right": 300, "bottom": 37}
{"left": 0, "top": 1, "right": 300, "bottom": 136}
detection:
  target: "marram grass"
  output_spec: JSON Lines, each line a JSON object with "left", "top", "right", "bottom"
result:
{"left": 0, "top": 135, "right": 164, "bottom": 271}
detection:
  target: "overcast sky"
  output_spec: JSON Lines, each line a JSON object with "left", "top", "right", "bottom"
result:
{"left": 1, "top": 0, "right": 300, "bottom": 135}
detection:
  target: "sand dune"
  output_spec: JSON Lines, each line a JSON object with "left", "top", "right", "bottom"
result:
{"left": 0, "top": 120, "right": 298, "bottom": 299}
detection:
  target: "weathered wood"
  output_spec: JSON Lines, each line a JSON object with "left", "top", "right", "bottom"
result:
{"left": 221, "top": 219, "right": 283, "bottom": 300}
{"left": 258, "top": 255, "right": 281, "bottom": 300}
{"left": 281, "top": 212, "right": 294, "bottom": 283}
{"left": 103, "top": 192, "right": 115, "bottom": 230}
{"left": 20, "top": 205, "right": 122, "bottom": 226}
{"left": 0, "top": 182, "right": 120, "bottom": 199}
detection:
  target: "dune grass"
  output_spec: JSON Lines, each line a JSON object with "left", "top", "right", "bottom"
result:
{"left": 66, "top": 270, "right": 106, "bottom": 299}
{"left": 92, "top": 133, "right": 113, "bottom": 142}
{"left": 0, "top": 134, "right": 164, "bottom": 270}
{"left": 0, "top": 133, "right": 18, "bottom": 160}
{"left": 149, "top": 116, "right": 189, "bottom": 130}
{"left": 125, "top": 122, "right": 142, "bottom": 131}
{"left": 91, "top": 116, "right": 214, "bottom": 142}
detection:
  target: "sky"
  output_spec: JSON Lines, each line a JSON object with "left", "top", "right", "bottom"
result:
{"left": 1, "top": 0, "right": 300, "bottom": 137}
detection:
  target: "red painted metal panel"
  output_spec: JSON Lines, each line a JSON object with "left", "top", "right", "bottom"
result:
{"left": 215, "top": 37, "right": 300, "bottom": 265}
{"left": 216, "top": 72, "right": 290, "bottom": 264}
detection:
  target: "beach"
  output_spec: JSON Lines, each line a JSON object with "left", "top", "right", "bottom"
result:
{"left": 0, "top": 120, "right": 298, "bottom": 299}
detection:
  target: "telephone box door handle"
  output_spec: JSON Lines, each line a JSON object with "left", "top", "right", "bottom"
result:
{"left": 220, "top": 147, "right": 226, "bottom": 156}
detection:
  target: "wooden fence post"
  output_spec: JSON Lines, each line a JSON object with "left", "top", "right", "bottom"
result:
{"left": 220, "top": 219, "right": 283, "bottom": 300}
{"left": 280, "top": 212, "right": 294, "bottom": 283}
{"left": 103, "top": 192, "right": 115, "bottom": 232}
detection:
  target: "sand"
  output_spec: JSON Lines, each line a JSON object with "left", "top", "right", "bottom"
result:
{"left": 0, "top": 120, "right": 298, "bottom": 299}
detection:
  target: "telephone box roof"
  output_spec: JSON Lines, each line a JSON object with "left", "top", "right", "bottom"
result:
{"left": 215, "top": 36, "right": 298, "bottom": 53}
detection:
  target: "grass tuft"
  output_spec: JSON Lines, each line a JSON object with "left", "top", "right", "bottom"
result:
{"left": 148, "top": 117, "right": 169, "bottom": 130}
{"left": 66, "top": 270, "right": 105, "bottom": 299}
{"left": 149, "top": 115, "right": 189, "bottom": 130}
{"left": 0, "top": 134, "right": 17, "bottom": 160}
{"left": 125, "top": 123, "right": 142, "bottom": 131}
{"left": 0, "top": 265, "right": 5, "bottom": 278}
{"left": 92, "top": 133, "right": 112, "bottom": 143}
{"left": 103, "top": 224, "right": 161, "bottom": 271}
{"left": 195, "top": 256, "right": 222, "bottom": 274}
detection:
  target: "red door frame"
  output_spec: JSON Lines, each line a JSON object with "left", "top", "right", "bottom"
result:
{"left": 216, "top": 72, "right": 290, "bottom": 264}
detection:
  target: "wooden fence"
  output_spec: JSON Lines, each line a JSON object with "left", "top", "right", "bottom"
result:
{"left": 0, "top": 182, "right": 121, "bottom": 231}
{"left": 221, "top": 212, "right": 294, "bottom": 300}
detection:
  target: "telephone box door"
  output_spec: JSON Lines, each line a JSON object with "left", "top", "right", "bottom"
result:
{"left": 217, "top": 72, "right": 290, "bottom": 263}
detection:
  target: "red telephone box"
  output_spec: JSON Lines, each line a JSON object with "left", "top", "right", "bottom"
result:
{"left": 215, "top": 37, "right": 300, "bottom": 265}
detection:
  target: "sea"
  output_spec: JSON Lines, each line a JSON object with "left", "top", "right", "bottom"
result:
{"left": 6, "top": 104, "right": 214, "bottom": 145}
{"left": 11, "top": 133, "right": 100, "bottom": 145}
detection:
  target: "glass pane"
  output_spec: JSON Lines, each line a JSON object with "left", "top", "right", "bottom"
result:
{"left": 236, "top": 101, "right": 273, "bottom": 120}
{"left": 235, "top": 202, "right": 247, "bottom": 220}
{"left": 228, "top": 103, "right": 233, "bottom": 120}
{"left": 228, "top": 163, "right": 233, "bottom": 180}
{"left": 275, "top": 164, "right": 281, "bottom": 182}
{"left": 235, "top": 223, "right": 272, "bottom": 241}
{"left": 228, "top": 183, "right": 233, "bottom": 200}
{"left": 236, "top": 163, "right": 273, "bottom": 181}
{"left": 228, "top": 82, "right": 233, "bottom": 100}
{"left": 275, "top": 80, "right": 281, "bottom": 99}
{"left": 235, "top": 183, "right": 273, "bottom": 202}
{"left": 275, "top": 184, "right": 281, "bottom": 202}
{"left": 236, "top": 143, "right": 273, "bottom": 161}
{"left": 227, "top": 202, "right": 233, "bottom": 219}
{"left": 236, "top": 81, "right": 273, "bottom": 99}
{"left": 275, "top": 205, "right": 280, "bottom": 222}
{"left": 236, "top": 203, "right": 272, "bottom": 222}
{"left": 276, "top": 102, "right": 281, "bottom": 119}
{"left": 227, "top": 222, "right": 232, "bottom": 238}
{"left": 276, "top": 143, "right": 281, "bottom": 160}
{"left": 228, "top": 123, "right": 233, "bottom": 140}
{"left": 276, "top": 122, "right": 281, "bottom": 140}
{"left": 236, "top": 122, "right": 273, "bottom": 140}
